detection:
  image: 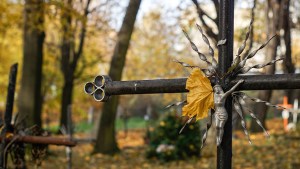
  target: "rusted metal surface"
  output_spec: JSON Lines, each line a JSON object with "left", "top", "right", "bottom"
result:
{"left": 84, "top": 74, "right": 300, "bottom": 98}
{"left": 217, "top": 0, "right": 234, "bottom": 168}
{"left": 0, "top": 135, "right": 76, "bottom": 147}
{"left": 0, "top": 64, "right": 77, "bottom": 169}
{"left": 83, "top": 1, "right": 300, "bottom": 169}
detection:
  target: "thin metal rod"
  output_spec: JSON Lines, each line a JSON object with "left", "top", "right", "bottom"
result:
{"left": 0, "top": 136, "right": 76, "bottom": 147}
{"left": 92, "top": 74, "right": 300, "bottom": 96}
{"left": 217, "top": 0, "right": 234, "bottom": 168}
{"left": 67, "top": 105, "right": 73, "bottom": 169}
{"left": 0, "top": 63, "right": 18, "bottom": 168}
{"left": 4, "top": 63, "right": 18, "bottom": 130}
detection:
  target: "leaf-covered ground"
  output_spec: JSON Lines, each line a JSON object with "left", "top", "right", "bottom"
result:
{"left": 20, "top": 118, "right": 300, "bottom": 169}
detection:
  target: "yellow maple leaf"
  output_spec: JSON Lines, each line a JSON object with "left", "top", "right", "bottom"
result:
{"left": 182, "top": 68, "right": 214, "bottom": 120}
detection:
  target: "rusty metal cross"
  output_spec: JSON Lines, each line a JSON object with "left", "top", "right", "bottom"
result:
{"left": 0, "top": 64, "right": 76, "bottom": 169}
{"left": 84, "top": 1, "right": 300, "bottom": 169}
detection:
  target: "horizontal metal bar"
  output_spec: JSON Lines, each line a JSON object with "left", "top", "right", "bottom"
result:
{"left": 105, "top": 78, "right": 188, "bottom": 95}
{"left": 102, "top": 74, "right": 300, "bottom": 95}
{"left": 0, "top": 136, "right": 76, "bottom": 147}
{"left": 232, "top": 74, "right": 300, "bottom": 90}
{"left": 73, "top": 138, "right": 96, "bottom": 144}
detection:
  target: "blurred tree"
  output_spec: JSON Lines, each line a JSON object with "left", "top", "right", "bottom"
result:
{"left": 59, "top": 0, "right": 91, "bottom": 129}
{"left": 17, "top": 0, "right": 45, "bottom": 128}
{"left": 94, "top": 0, "right": 142, "bottom": 154}
{"left": 191, "top": 0, "right": 219, "bottom": 44}
{"left": 250, "top": 0, "right": 294, "bottom": 131}
{"left": 280, "top": 0, "right": 299, "bottom": 103}
{"left": 122, "top": 9, "right": 188, "bottom": 117}
{"left": 0, "top": 1, "right": 22, "bottom": 108}
{"left": 40, "top": 0, "right": 113, "bottom": 127}
{"left": 125, "top": 10, "right": 186, "bottom": 80}
{"left": 281, "top": 0, "right": 294, "bottom": 74}
{"left": 190, "top": 0, "right": 256, "bottom": 57}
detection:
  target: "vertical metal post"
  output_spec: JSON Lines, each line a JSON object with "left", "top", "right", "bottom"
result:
{"left": 0, "top": 63, "right": 18, "bottom": 168}
{"left": 66, "top": 105, "right": 73, "bottom": 169}
{"left": 217, "top": 1, "right": 234, "bottom": 169}
{"left": 4, "top": 64, "right": 18, "bottom": 131}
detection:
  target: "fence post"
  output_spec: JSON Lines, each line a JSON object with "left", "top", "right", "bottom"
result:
{"left": 0, "top": 63, "right": 18, "bottom": 168}
{"left": 217, "top": 0, "right": 234, "bottom": 169}
{"left": 66, "top": 105, "right": 73, "bottom": 169}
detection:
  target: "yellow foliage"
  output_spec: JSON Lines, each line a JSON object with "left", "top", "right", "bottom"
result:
{"left": 182, "top": 69, "right": 214, "bottom": 120}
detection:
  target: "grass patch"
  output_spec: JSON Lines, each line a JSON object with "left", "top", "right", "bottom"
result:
{"left": 45, "top": 117, "right": 156, "bottom": 133}
{"left": 116, "top": 117, "right": 155, "bottom": 130}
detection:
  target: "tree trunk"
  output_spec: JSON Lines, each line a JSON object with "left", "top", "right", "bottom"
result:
{"left": 250, "top": 0, "right": 280, "bottom": 132}
{"left": 59, "top": 0, "right": 90, "bottom": 130}
{"left": 59, "top": 0, "right": 72, "bottom": 128}
{"left": 18, "top": 0, "right": 45, "bottom": 128}
{"left": 60, "top": 79, "right": 74, "bottom": 128}
{"left": 280, "top": 0, "right": 297, "bottom": 101}
{"left": 281, "top": 0, "right": 293, "bottom": 74}
{"left": 93, "top": 0, "right": 142, "bottom": 154}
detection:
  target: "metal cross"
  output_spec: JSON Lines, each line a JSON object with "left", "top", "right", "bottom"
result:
{"left": 84, "top": 1, "right": 300, "bottom": 168}
{"left": 0, "top": 64, "right": 76, "bottom": 169}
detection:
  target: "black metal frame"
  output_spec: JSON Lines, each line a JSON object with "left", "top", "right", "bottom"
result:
{"left": 217, "top": 1, "right": 234, "bottom": 168}
{"left": 85, "top": 0, "right": 299, "bottom": 168}
{"left": 95, "top": 74, "right": 300, "bottom": 95}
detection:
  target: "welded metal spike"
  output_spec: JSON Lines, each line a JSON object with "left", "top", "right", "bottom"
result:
{"left": 173, "top": 59, "right": 200, "bottom": 69}
{"left": 232, "top": 91, "right": 287, "bottom": 110}
{"left": 237, "top": 19, "right": 253, "bottom": 57}
{"left": 201, "top": 110, "right": 213, "bottom": 149}
{"left": 246, "top": 35, "right": 276, "bottom": 59}
{"left": 230, "top": 19, "right": 254, "bottom": 75}
{"left": 240, "top": 58, "right": 284, "bottom": 74}
{"left": 238, "top": 35, "right": 277, "bottom": 69}
{"left": 179, "top": 116, "right": 194, "bottom": 134}
{"left": 196, "top": 24, "right": 218, "bottom": 67}
{"left": 165, "top": 100, "right": 187, "bottom": 109}
{"left": 182, "top": 29, "right": 212, "bottom": 66}
{"left": 231, "top": 91, "right": 287, "bottom": 138}
{"left": 245, "top": 107, "right": 270, "bottom": 137}
{"left": 233, "top": 97, "right": 252, "bottom": 144}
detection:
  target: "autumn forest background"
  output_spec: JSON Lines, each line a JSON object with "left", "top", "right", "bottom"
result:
{"left": 1, "top": 0, "right": 300, "bottom": 168}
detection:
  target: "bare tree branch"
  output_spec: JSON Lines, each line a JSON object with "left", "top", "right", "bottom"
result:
{"left": 88, "top": 0, "right": 109, "bottom": 14}
{"left": 211, "top": 0, "right": 219, "bottom": 24}
{"left": 191, "top": 0, "right": 218, "bottom": 43}
{"left": 71, "top": 0, "right": 91, "bottom": 72}
{"left": 280, "top": 0, "right": 294, "bottom": 73}
{"left": 74, "top": 55, "right": 101, "bottom": 79}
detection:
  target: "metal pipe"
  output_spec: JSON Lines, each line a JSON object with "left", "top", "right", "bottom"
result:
{"left": 0, "top": 136, "right": 76, "bottom": 147}
{"left": 84, "top": 74, "right": 300, "bottom": 98}
{"left": 217, "top": 0, "right": 234, "bottom": 168}
{"left": 105, "top": 78, "right": 188, "bottom": 95}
